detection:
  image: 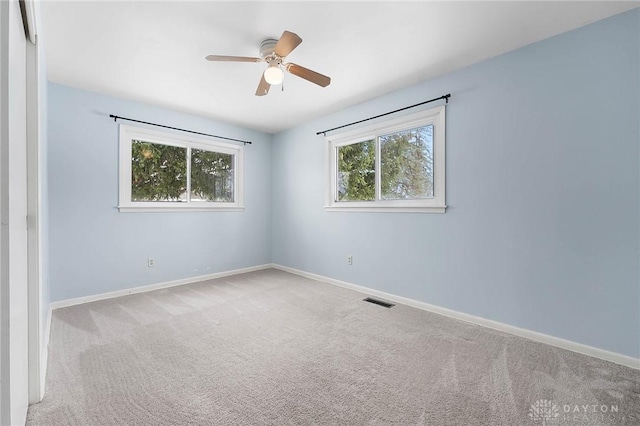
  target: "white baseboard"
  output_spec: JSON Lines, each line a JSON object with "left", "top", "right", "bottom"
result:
{"left": 272, "top": 264, "right": 640, "bottom": 370}
{"left": 50, "top": 264, "right": 273, "bottom": 310}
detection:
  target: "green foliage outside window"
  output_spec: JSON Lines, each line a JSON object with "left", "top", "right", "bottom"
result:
{"left": 191, "top": 149, "right": 234, "bottom": 202}
{"left": 131, "top": 141, "right": 187, "bottom": 202}
{"left": 336, "top": 125, "right": 433, "bottom": 202}
{"left": 337, "top": 140, "right": 375, "bottom": 201}
{"left": 380, "top": 125, "right": 433, "bottom": 200}
{"left": 131, "top": 140, "right": 234, "bottom": 203}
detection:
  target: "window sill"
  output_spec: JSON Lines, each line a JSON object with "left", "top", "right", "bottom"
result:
{"left": 118, "top": 206, "right": 245, "bottom": 213}
{"left": 324, "top": 205, "right": 446, "bottom": 213}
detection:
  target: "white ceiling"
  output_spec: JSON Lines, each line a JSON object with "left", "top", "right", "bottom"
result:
{"left": 41, "top": 1, "right": 638, "bottom": 134}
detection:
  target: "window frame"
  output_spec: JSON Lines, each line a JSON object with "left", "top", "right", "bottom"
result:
{"left": 325, "top": 106, "right": 446, "bottom": 213}
{"left": 118, "top": 124, "right": 244, "bottom": 212}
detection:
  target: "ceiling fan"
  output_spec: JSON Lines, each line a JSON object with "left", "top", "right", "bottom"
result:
{"left": 206, "top": 30, "right": 331, "bottom": 96}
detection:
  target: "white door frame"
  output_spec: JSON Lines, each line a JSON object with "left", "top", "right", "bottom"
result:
{"left": 1, "top": 0, "right": 32, "bottom": 422}
{"left": 0, "top": 0, "right": 6, "bottom": 419}
{"left": 23, "top": 0, "right": 46, "bottom": 404}
{"left": 26, "top": 33, "right": 43, "bottom": 404}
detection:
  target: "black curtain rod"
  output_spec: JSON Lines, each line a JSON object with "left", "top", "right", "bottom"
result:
{"left": 316, "top": 93, "right": 451, "bottom": 136}
{"left": 109, "top": 115, "right": 253, "bottom": 145}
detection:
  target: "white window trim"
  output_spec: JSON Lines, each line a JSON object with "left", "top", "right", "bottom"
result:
{"left": 325, "top": 106, "right": 446, "bottom": 213}
{"left": 118, "top": 124, "right": 244, "bottom": 212}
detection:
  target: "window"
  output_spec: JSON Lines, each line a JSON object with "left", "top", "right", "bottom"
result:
{"left": 326, "top": 106, "right": 445, "bottom": 213}
{"left": 118, "top": 125, "right": 243, "bottom": 212}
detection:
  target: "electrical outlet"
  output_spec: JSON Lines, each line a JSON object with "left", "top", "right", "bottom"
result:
{"left": 347, "top": 256, "right": 353, "bottom": 265}
{"left": 148, "top": 257, "right": 155, "bottom": 267}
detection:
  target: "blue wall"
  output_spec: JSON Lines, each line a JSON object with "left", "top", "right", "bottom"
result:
{"left": 48, "top": 84, "right": 272, "bottom": 301}
{"left": 271, "top": 10, "right": 640, "bottom": 358}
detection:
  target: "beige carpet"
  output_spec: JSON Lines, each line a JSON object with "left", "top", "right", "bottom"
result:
{"left": 27, "top": 269, "right": 640, "bottom": 425}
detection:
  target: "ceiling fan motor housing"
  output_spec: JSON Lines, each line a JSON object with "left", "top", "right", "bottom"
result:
{"left": 260, "top": 39, "right": 280, "bottom": 60}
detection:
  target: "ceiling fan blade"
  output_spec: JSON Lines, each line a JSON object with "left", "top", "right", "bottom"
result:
{"left": 274, "top": 31, "right": 302, "bottom": 57}
{"left": 206, "top": 55, "right": 262, "bottom": 63}
{"left": 255, "top": 74, "right": 270, "bottom": 96}
{"left": 285, "top": 63, "right": 331, "bottom": 87}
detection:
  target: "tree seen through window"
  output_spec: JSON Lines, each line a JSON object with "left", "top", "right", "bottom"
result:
{"left": 131, "top": 140, "right": 234, "bottom": 203}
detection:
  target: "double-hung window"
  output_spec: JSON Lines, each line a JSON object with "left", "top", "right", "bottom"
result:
{"left": 326, "top": 106, "right": 446, "bottom": 213}
{"left": 118, "top": 125, "right": 244, "bottom": 212}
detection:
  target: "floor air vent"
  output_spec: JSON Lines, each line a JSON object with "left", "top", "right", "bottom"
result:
{"left": 363, "top": 297, "right": 395, "bottom": 308}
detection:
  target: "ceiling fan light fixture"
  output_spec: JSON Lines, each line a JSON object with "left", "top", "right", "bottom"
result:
{"left": 264, "top": 65, "right": 284, "bottom": 85}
